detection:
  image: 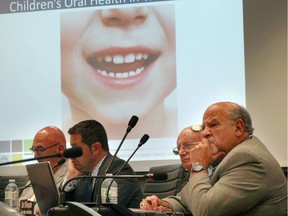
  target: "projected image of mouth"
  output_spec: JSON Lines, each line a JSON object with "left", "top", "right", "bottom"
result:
{"left": 87, "top": 47, "right": 159, "bottom": 86}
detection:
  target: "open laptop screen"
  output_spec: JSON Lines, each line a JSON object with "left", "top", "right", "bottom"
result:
{"left": 26, "top": 162, "right": 59, "bottom": 215}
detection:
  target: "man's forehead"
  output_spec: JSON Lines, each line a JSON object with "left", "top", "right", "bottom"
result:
{"left": 34, "top": 129, "right": 50, "bottom": 140}
{"left": 33, "top": 138, "right": 49, "bottom": 146}
{"left": 33, "top": 132, "right": 55, "bottom": 145}
{"left": 70, "top": 133, "right": 81, "bottom": 139}
{"left": 177, "top": 130, "right": 201, "bottom": 143}
{"left": 203, "top": 108, "right": 227, "bottom": 122}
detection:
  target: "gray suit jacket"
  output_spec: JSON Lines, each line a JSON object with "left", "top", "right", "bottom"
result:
{"left": 170, "top": 136, "right": 287, "bottom": 216}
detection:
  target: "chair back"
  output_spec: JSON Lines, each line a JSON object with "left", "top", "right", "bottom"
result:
{"left": 143, "top": 164, "right": 187, "bottom": 199}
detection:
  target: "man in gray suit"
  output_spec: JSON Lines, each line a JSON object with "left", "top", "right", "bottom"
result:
{"left": 183, "top": 102, "right": 287, "bottom": 216}
{"left": 140, "top": 125, "right": 203, "bottom": 214}
{"left": 141, "top": 102, "right": 287, "bottom": 216}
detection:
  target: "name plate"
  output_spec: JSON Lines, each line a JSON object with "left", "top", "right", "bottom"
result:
{"left": 20, "top": 199, "right": 36, "bottom": 216}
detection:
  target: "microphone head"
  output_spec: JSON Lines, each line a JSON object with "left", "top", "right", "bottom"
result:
{"left": 139, "top": 134, "right": 150, "bottom": 147}
{"left": 63, "top": 147, "right": 82, "bottom": 158}
{"left": 146, "top": 172, "right": 168, "bottom": 181}
{"left": 52, "top": 158, "right": 66, "bottom": 169}
{"left": 127, "top": 115, "right": 139, "bottom": 132}
{"left": 153, "top": 172, "right": 168, "bottom": 180}
{"left": 57, "top": 158, "right": 66, "bottom": 166}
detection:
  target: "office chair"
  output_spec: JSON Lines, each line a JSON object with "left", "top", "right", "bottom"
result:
{"left": 142, "top": 164, "right": 187, "bottom": 199}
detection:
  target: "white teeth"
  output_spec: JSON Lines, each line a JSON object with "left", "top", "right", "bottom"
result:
{"left": 113, "top": 55, "right": 124, "bottom": 64}
{"left": 108, "top": 72, "right": 115, "bottom": 77}
{"left": 110, "top": 54, "right": 136, "bottom": 64}
{"left": 105, "top": 55, "right": 112, "bottom": 62}
{"left": 94, "top": 52, "right": 149, "bottom": 78}
{"left": 129, "top": 71, "right": 136, "bottom": 76}
{"left": 135, "top": 53, "right": 142, "bottom": 60}
{"left": 143, "top": 53, "right": 148, "bottom": 60}
{"left": 122, "top": 72, "right": 129, "bottom": 78}
{"left": 97, "top": 53, "right": 149, "bottom": 64}
{"left": 124, "top": 53, "right": 135, "bottom": 63}
{"left": 99, "top": 70, "right": 108, "bottom": 76}
{"left": 98, "top": 67, "right": 144, "bottom": 78}
{"left": 135, "top": 68, "right": 142, "bottom": 75}
{"left": 115, "top": 72, "right": 122, "bottom": 78}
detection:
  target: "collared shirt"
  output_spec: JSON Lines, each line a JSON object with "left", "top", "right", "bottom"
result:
{"left": 63, "top": 155, "right": 107, "bottom": 191}
{"left": 90, "top": 155, "right": 106, "bottom": 187}
{"left": 209, "top": 161, "right": 220, "bottom": 177}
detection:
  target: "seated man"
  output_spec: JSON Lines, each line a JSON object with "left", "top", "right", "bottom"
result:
{"left": 184, "top": 101, "right": 287, "bottom": 216}
{"left": 63, "top": 119, "right": 143, "bottom": 208}
{"left": 140, "top": 125, "right": 203, "bottom": 214}
{"left": 141, "top": 102, "right": 287, "bottom": 216}
{"left": 20, "top": 126, "right": 68, "bottom": 215}
{"left": 142, "top": 102, "right": 287, "bottom": 216}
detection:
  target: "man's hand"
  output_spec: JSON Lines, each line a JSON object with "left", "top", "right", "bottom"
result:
{"left": 67, "top": 159, "right": 85, "bottom": 178}
{"left": 190, "top": 139, "right": 225, "bottom": 168}
{"left": 140, "top": 195, "right": 173, "bottom": 212}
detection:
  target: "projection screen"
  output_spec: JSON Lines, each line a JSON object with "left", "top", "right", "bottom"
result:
{"left": 0, "top": 0, "right": 245, "bottom": 168}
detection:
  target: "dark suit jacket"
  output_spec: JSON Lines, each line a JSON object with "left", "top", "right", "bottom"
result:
{"left": 67, "top": 153, "right": 143, "bottom": 208}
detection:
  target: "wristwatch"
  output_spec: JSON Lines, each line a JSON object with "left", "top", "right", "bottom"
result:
{"left": 191, "top": 162, "right": 208, "bottom": 172}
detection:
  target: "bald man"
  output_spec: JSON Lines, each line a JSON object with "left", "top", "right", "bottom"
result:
{"left": 184, "top": 102, "right": 287, "bottom": 216}
{"left": 19, "top": 126, "right": 68, "bottom": 215}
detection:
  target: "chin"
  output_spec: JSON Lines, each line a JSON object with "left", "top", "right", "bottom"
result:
{"left": 210, "top": 143, "right": 219, "bottom": 154}
{"left": 183, "top": 163, "right": 191, "bottom": 171}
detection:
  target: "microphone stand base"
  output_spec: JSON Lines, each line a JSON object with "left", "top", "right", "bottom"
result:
{"left": 47, "top": 202, "right": 101, "bottom": 216}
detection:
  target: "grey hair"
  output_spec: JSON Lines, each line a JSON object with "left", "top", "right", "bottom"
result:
{"left": 228, "top": 105, "right": 254, "bottom": 135}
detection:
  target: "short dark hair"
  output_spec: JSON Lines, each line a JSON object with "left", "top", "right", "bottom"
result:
{"left": 68, "top": 120, "right": 109, "bottom": 152}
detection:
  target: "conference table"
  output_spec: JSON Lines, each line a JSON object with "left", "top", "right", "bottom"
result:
{"left": 46, "top": 202, "right": 187, "bottom": 216}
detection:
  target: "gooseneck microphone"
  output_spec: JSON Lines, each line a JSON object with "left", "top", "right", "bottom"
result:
{"left": 126, "top": 115, "right": 139, "bottom": 133}
{"left": 61, "top": 147, "right": 82, "bottom": 158}
{"left": 103, "top": 115, "right": 139, "bottom": 175}
{"left": 144, "top": 172, "right": 168, "bottom": 180}
{"left": 52, "top": 158, "right": 66, "bottom": 169}
{"left": 0, "top": 147, "right": 82, "bottom": 166}
{"left": 115, "top": 133, "right": 150, "bottom": 175}
{"left": 105, "top": 134, "right": 149, "bottom": 203}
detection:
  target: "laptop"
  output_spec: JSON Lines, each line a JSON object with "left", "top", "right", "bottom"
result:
{"left": 26, "top": 162, "right": 59, "bottom": 215}
{"left": 26, "top": 162, "right": 103, "bottom": 216}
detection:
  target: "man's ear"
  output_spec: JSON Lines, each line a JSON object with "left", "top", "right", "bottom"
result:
{"left": 91, "top": 142, "right": 101, "bottom": 154}
{"left": 58, "top": 144, "right": 65, "bottom": 151}
{"left": 234, "top": 119, "right": 245, "bottom": 137}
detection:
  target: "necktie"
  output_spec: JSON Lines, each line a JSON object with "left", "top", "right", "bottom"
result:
{"left": 82, "top": 174, "right": 93, "bottom": 202}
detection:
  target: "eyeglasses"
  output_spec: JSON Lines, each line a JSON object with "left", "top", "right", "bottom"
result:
{"left": 30, "top": 143, "right": 60, "bottom": 153}
{"left": 173, "top": 142, "right": 200, "bottom": 155}
{"left": 172, "top": 125, "right": 202, "bottom": 156}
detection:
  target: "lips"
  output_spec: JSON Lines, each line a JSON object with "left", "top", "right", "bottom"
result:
{"left": 87, "top": 48, "right": 159, "bottom": 79}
